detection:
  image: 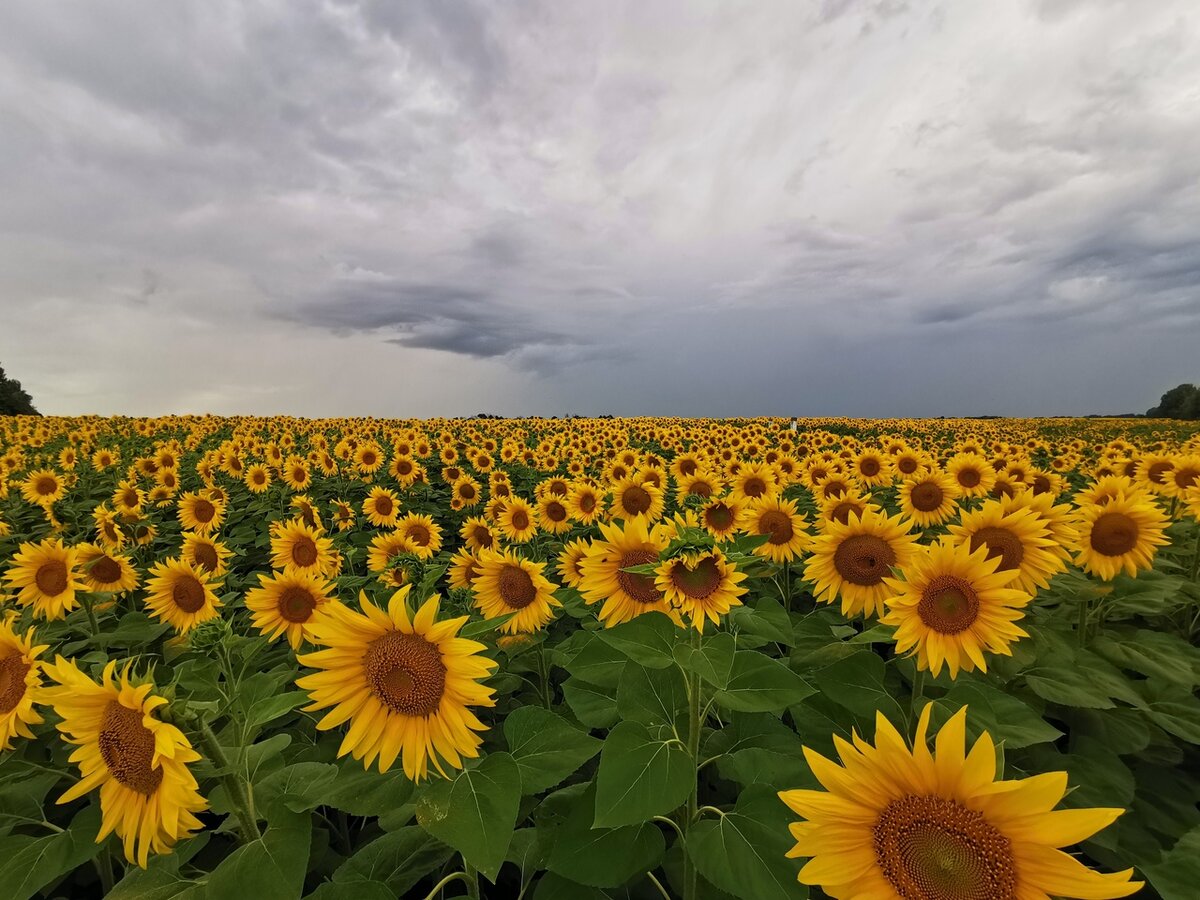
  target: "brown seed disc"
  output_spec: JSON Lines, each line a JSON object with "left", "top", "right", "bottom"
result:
{"left": 669, "top": 557, "right": 723, "bottom": 600}
{"left": 375, "top": 495, "right": 394, "bottom": 516}
{"left": 278, "top": 585, "right": 317, "bottom": 623}
{"left": 291, "top": 536, "right": 319, "bottom": 567}
{"left": 910, "top": 481, "right": 945, "bottom": 512}
{"left": 1090, "top": 512, "right": 1139, "bottom": 557}
{"left": 705, "top": 503, "right": 735, "bottom": 531}
{"left": 969, "top": 527, "right": 1024, "bottom": 572}
{"left": 498, "top": 565, "right": 538, "bottom": 609}
{"left": 1031, "top": 475, "right": 1051, "bottom": 495}
{"left": 35, "top": 475, "right": 58, "bottom": 496}
{"left": 0, "top": 654, "right": 31, "bottom": 714}
{"left": 918, "top": 575, "right": 980, "bottom": 634}
{"left": 758, "top": 510, "right": 795, "bottom": 545}
{"left": 830, "top": 501, "right": 863, "bottom": 525}
{"left": 956, "top": 468, "right": 982, "bottom": 488}
{"left": 192, "top": 543, "right": 220, "bottom": 572}
{"left": 172, "top": 574, "right": 207, "bottom": 613}
{"left": 546, "top": 502, "right": 568, "bottom": 522}
{"left": 35, "top": 560, "right": 69, "bottom": 596}
{"left": 860, "top": 458, "right": 881, "bottom": 477}
{"left": 616, "top": 550, "right": 662, "bottom": 604}
{"left": 833, "top": 534, "right": 895, "bottom": 586}
{"left": 407, "top": 524, "right": 431, "bottom": 546}
{"left": 99, "top": 701, "right": 164, "bottom": 796}
{"left": 742, "top": 477, "right": 768, "bottom": 498}
{"left": 1146, "top": 461, "right": 1171, "bottom": 484}
{"left": 192, "top": 499, "right": 216, "bottom": 523}
{"left": 90, "top": 556, "right": 123, "bottom": 585}
{"left": 363, "top": 631, "right": 446, "bottom": 716}
{"left": 621, "top": 485, "right": 652, "bottom": 515}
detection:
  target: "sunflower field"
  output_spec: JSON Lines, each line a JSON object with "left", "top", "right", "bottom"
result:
{"left": 1, "top": 415, "right": 1198, "bottom": 900}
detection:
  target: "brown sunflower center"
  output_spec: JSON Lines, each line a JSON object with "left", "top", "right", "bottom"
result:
{"left": 1031, "top": 475, "right": 1051, "bottom": 495}
{"left": 1147, "top": 461, "right": 1171, "bottom": 484}
{"left": 89, "top": 555, "right": 123, "bottom": 585}
{"left": 669, "top": 556, "right": 723, "bottom": 600}
{"left": 579, "top": 492, "right": 596, "bottom": 513}
{"left": 278, "top": 586, "right": 317, "bottom": 623}
{"left": 620, "top": 485, "right": 652, "bottom": 515}
{"left": 616, "top": 550, "right": 663, "bottom": 604}
{"left": 122, "top": 489, "right": 139, "bottom": 507}
{"left": 679, "top": 459, "right": 698, "bottom": 476}
{"left": 192, "top": 499, "right": 216, "bottom": 523}
{"left": 172, "top": 574, "right": 207, "bottom": 613}
{"left": 35, "top": 560, "right": 69, "bottom": 596}
{"left": 99, "top": 701, "right": 164, "bottom": 796}
{"left": 407, "top": 524, "right": 431, "bottom": 546}
{"left": 689, "top": 480, "right": 713, "bottom": 498}
{"left": 898, "top": 457, "right": 918, "bottom": 474}
{"left": 375, "top": 495, "right": 394, "bottom": 516}
{"left": 1090, "top": 512, "right": 1139, "bottom": 557}
{"left": 822, "top": 480, "right": 847, "bottom": 499}
{"left": 830, "top": 501, "right": 862, "bottom": 525}
{"left": 874, "top": 795, "right": 1016, "bottom": 900}
{"left": 498, "top": 565, "right": 538, "bottom": 609}
{"left": 1174, "top": 467, "right": 1199, "bottom": 490}
{"left": 742, "top": 477, "right": 768, "bottom": 498}
{"left": 0, "top": 654, "right": 31, "bottom": 714}
{"left": 548, "top": 480, "right": 569, "bottom": 496}
{"left": 363, "top": 631, "right": 446, "bottom": 716}
{"left": 956, "top": 468, "right": 981, "bottom": 488}
{"left": 910, "top": 482, "right": 944, "bottom": 512}
{"left": 192, "top": 543, "right": 220, "bottom": 572}
{"left": 833, "top": 534, "right": 896, "bottom": 586}
{"left": 918, "top": 575, "right": 980, "bottom": 634}
{"left": 705, "top": 503, "right": 735, "bottom": 531}
{"left": 459, "top": 483, "right": 477, "bottom": 500}
{"left": 292, "top": 536, "right": 319, "bottom": 567}
{"left": 35, "top": 475, "right": 58, "bottom": 496}
{"left": 969, "top": 527, "right": 1024, "bottom": 572}
{"left": 545, "top": 501, "right": 568, "bottom": 522}
{"left": 860, "top": 458, "right": 881, "bottom": 476}
{"left": 472, "top": 526, "right": 493, "bottom": 548}
{"left": 758, "top": 510, "right": 795, "bottom": 545}
{"left": 509, "top": 510, "right": 530, "bottom": 531}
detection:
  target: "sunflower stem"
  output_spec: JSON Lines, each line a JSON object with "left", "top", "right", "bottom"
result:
{"left": 94, "top": 845, "right": 115, "bottom": 893}
{"left": 682, "top": 627, "right": 703, "bottom": 900}
{"left": 536, "top": 643, "right": 552, "bottom": 709}
{"left": 1078, "top": 594, "right": 1090, "bottom": 647}
{"left": 463, "top": 860, "right": 481, "bottom": 899}
{"left": 420, "top": 871, "right": 472, "bottom": 900}
{"left": 783, "top": 561, "right": 791, "bottom": 612}
{"left": 82, "top": 594, "right": 100, "bottom": 638}
{"left": 197, "top": 720, "right": 261, "bottom": 843}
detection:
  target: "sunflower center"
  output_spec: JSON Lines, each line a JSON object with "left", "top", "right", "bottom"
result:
{"left": 969, "top": 527, "right": 1024, "bottom": 572}
{"left": 122, "top": 489, "right": 139, "bottom": 507}
{"left": 829, "top": 501, "right": 862, "bottom": 525}
{"left": 99, "top": 701, "right": 164, "bottom": 796}
{"left": 579, "top": 493, "right": 596, "bottom": 513}
{"left": 0, "top": 654, "right": 31, "bottom": 714}
{"left": 1031, "top": 475, "right": 1051, "bottom": 495}
{"left": 616, "top": 550, "right": 663, "bottom": 604}
{"left": 510, "top": 510, "right": 530, "bottom": 531}
{"left": 35, "top": 560, "right": 69, "bottom": 596}
{"left": 743, "top": 477, "right": 768, "bottom": 498}
{"left": 472, "top": 526, "right": 493, "bottom": 548}
{"left": 669, "top": 556, "right": 723, "bottom": 600}
{"left": 822, "top": 481, "right": 847, "bottom": 499}
{"left": 460, "top": 483, "right": 477, "bottom": 499}
{"left": 1147, "top": 461, "right": 1171, "bottom": 484}
{"left": 172, "top": 575, "right": 207, "bottom": 613}
{"left": 1174, "top": 468, "right": 1199, "bottom": 490}
{"left": 898, "top": 457, "right": 918, "bottom": 474}
{"left": 292, "top": 536, "right": 318, "bottom": 567}
{"left": 621, "top": 486, "right": 652, "bottom": 515}
{"left": 1090, "top": 512, "right": 1139, "bottom": 557}
{"left": 706, "top": 504, "right": 735, "bottom": 530}
{"left": 278, "top": 586, "right": 317, "bottom": 623}
{"left": 759, "top": 510, "right": 794, "bottom": 544}
{"left": 35, "top": 476, "right": 58, "bottom": 496}
{"left": 918, "top": 576, "right": 980, "bottom": 634}
{"left": 407, "top": 524, "right": 431, "bottom": 546}
{"left": 363, "top": 631, "right": 446, "bottom": 716}
{"left": 833, "top": 534, "right": 895, "bottom": 585}
{"left": 498, "top": 565, "right": 538, "bottom": 609}
{"left": 874, "top": 795, "right": 1016, "bottom": 900}
{"left": 861, "top": 458, "right": 881, "bottom": 476}
{"left": 546, "top": 501, "right": 567, "bottom": 522}
{"left": 193, "top": 543, "right": 219, "bottom": 572}
{"left": 375, "top": 496, "right": 394, "bottom": 516}
{"left": 192, "top": 499, "right": 216, "bottom": 523}
{"left": 690, "top": 480, "right": 713, "bottom": 498}
{"left": 910, "top": 482, "right": 944, "bottom": 512}
{"left": 89, "top": 556, "right": 123, "bottom": 585}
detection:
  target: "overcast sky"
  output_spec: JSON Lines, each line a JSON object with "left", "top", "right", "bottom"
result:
{"left": 2, "top": 1, "right": 1198, "bottom": 418}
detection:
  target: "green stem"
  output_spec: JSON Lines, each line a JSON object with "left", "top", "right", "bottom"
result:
{"left": 197, "top": 721, "right": 261, "bottom": 843}
{"left": 420, "top": 872, "right": 473, "bottom": 900}
{"left": 783, "top": 561, "right": 791, "bottom": 613}
{"left": 83, "top": 595, "right": 100, "bottom": 638}
{"left": 646, "top": 871, "right": 673, "bottom": 900}
{"left": 1078, "top": 594, "right": 1089, "bottom": 647}
{"left": 1188, "top": 525, "right": 1200, "bottom": 581}
{"left": 536, "top": 643, "right": 552, "bottom": 709}
{"left": 94, "top": 846, "right": 115, "bottom": 893}
{"left": 463, "top": 860, "right": 481, "bottom": 899}
{"left": 682, "top": 628, "right": 703, "bottom": 900}
{"left": 910, "top": 668, "right": 926, "bottom": 721}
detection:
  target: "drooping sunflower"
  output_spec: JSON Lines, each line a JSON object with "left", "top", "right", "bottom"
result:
{"left": 41, "top": 658, "right": 208, "bottom": 868}
{"left": 1073, "top": 493, "right": 1169, "bottom": 581}
{"left": 881, "top": 540, "right": 1031, "bottom": 678}
{"left": 472, "top": 549, "right": 561, "bottom": 633}
{"left": 20, "top": 468, "right": 65, "bottom": 506}
{"left": 556, "top": 538, "right": 591, "bottom": 588}
{"left": 3, "top": 538, "right": 81, "bottom": 619}
{"left": 181, "top": 532, "right": 233, "bottom": 577}
{"left": 270, "top": 519, "right": 336, "bottom": 574}
{"left": 447, "top": 547, "right": 483, "bottom": 591}
{"left": 700, "top": 496, "right": 745, "bottom": 542}
{"left": 608, "top": 477, "right": 666, "bottom": 522}
{"left": 397, "top": 513, "right": 443, "bottom": 559}
{"left": 245, "top": 568, "right": 335, "bottom": 649}
{"left": 655, "top": 549, "right": 748, "bottom": 632}
{"left": 143, "top": 558, "right": 222, "bottom": 634}
{"left": 577, "top": 517, "right": 679, "bottom": 627}
{"left": 778, "top": 705, "right": 1141, "bottom": 900}
{"left": 805, "top": 508, "right": 920, "bottom": 618}
{"left": 363, "top": 486, "right": 402, "bottom": 528}
{"left": 296, "top": 588, "right": 497, "bottom": 780}
{"left": 739, "top": 495, "right": 811, "bottom": 564}
{"left": 947, "top": 501, "right": 1064, "bottom": 596}
{"left": 899, "top": 471, "right": 961, "bottom": 528}
{"left": 946, "top": 452, "right": 997, "bottom": 498}
{"left": 0, "top": 614, "right": 46, "bottom": 750}
{"left": 497, "top": 497, "right": 538, "bottom": 543}
{"left": 77, "top": 543, "right": 141, "bottom": 594}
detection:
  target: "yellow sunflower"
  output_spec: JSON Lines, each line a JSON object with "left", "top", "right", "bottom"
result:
{"left": 537, "top": 494, "right": 572, "bottom": 535}
{"left": 556, "top": 538, "right": 591, "bottom": 588}
{"left": 19, "top": 468, "right": 65, "bottom": 506}
{"left": 447, "top": 547, "right": 483, "bottom": 591}
{"left": 700, "top": 496, "right": 745, "bottom": 542}
{"left": 177, "top": 491, "right": 224, "bottom": 534}
{"left": 270, "top": 519, "right": 336, "bottom": 574}
{"left": 77, "top": 543, "right": 141, "bottom": 594}
{"left": 946, "top": 452, "right": 997, "bottom": 498}
{"left": 0, "top": 614, "right": 46, "bottom": 749}
{"left": 882, "top": 540, "right": 1031, "bottom": 678}
{"left": 245, "top": 568, "right": 335, "bottom": 649}
{"left": 674, "top": 469, "right": 724, "bottom": 505}
{"left": 472, "top": 549, "right": 561, "bottom": 633}
{"left": 244, "top": 463, "right": 272, "bottom": 494}
{"left": 578, "top": 517, "right": 679, "bottom": 627}
{"left": 655, "top": 549, "right": 748, "bottom": 632}
{"left": 729, "top": 463, "right": 778, "bottom": 503}
{"left": 181, "top": 532, "right": 233, "bottom": 577}
{"left": 805, "top": 508, "right": 919, "bottom": 618}
{"left": 1073, "top": 494, "right": 1169, "bottom": 581}
{"left": 460, "top": 516, "right": 498, "bottom": 552}
{"left": 3, "top": 538, "right": 81, "bottom": 619}
{"left": 497, "top": 497, "right": 538, "bottom": 544}
{"left": 296, "top": 588, "right": 497, "bottom": 780}
{"left": 947, "top": 501, "right": 1065, "bottom": 596}
{"left": 144, "top": 558, "right": 222, "bottom": 634}
{"left": 363, "top": 486, "right": 402, "bottom": 528}
{"left": 397, "top": 513, "right": 442, "bottom": 559}
{"left": 739, "top": 495, "right": 812, "bottom": 564}
{"left": 899, "top": 471, "right": 961, "bottom": 528}
{"left": 567, "top": 482, "right": 603, "bottom": 524}
{"left": 778, "top": 705, "right": 1141, "bottom": 900}
{"left": 41, "top": 659, "right": 207, "bottom": 868}
{"left": 608, "top": 477, "right": 666, "bottom": 522}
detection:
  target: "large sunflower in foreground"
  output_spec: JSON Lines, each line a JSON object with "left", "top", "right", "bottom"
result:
{"left": 143, "top": 558, "right": 222, "bottom": 634}
{"left": 946, "top": 501, "right": 1064, "bottom": 596}
{"left": 296, "top": 588, "right": 497, "bottom": 780}
{"left": 578, "top": 517, "right": 679, "bottom": 627}
{"left": 1073, "top": 493, "right": 1169, "bottom": 581}
{"left": 42, "top": 659, "right": 207, "bottom": 868}
{"left": 3, "top": 538, "right": 81, "bottom": 620}
{"left": 0, "top": 614, "right": 46, "bottom": 750}
{"left": 778, "top": 705, "right": 1141, "bottom": 900}
{"left": 472, "top": 548, "right": 561, "bottom": 633}
{"left": 655, "top": 549, "right": 748, "bottom": 632}
{"left": 805, "top": 509, "right": 919, "bottom": 618}
{"left": 245, "top": 568, "right": 335, "bottom": 649}
{"left": 881, "top": 540, "right": 1031, "bottom": 678}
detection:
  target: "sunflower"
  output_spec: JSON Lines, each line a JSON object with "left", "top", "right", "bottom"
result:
{"left": 244, "top": 463, "right": 272, "bottom": 493}
{"left": 0, "top": 614, "right": 46, "bottom": 750}
{"left": 363, "top": 486, "right": 402, "bottom": 527}
{"left": 1135, "top": 453, "right": 1175, "bottom": 496}
{"left": 817, "top": 490, "right": 879, "bottom": 527}
{"left": 700, "top": 496, "right": 744, "bottom": 542}
{"left": 397, "top": 513, "right": 442, "bottom": 559}
{"left": 460, "top": 516, "right": 498, "bottom": 552}
{"left": 946, "top": 452, "right": 996, "bottom": 498}
{"left": 497, "top": 497, "right": 538, "bottom": 544}
{"left": 567, "top": 482, "right": 603, "bottom": 524}
{"left": 245, "top": 568, "right": 335, "bottom": 649}
{"left": 389, "top": 454, "right": 422, "bottom": 487}
{"left": 675, "top": 469, "right": 724, "bottom": 504}
{"left": 472, "top": 549, "right": 561, "bottom": 633}
{"left": 947, "top": 501, "right": 1064, "bottom": 596}
{"left": 3, "top": 538, "right": 81, "bottom": 619}
{"left": 181, "top": 532, "right": 233, "bottom": 577}
{"left": 882, "top": 540, "right": 1031, "bottom": 678}
{"left": 537, "top": 494, "right": 572, "bottom": 535}
{"left": 41, "top": 659, "right": 207, "bottom": 867}
{"left": 729, "top": 463, "right": 778, "bottom": 503}
{"left": 281, "top": 456, "right": 312, "bottom": 492}
{"left": 608, "top": 477, "right": 666, "bottom": 522}
{"left": 270, "top": 520, "right": 336, "bottom": 574}
{"left": 655, "top": 549, "right": 748, "bottom": 632}
{"left": 143, "top": 558, "right": 222, "bottom": 634}
{"left": 1073, "top": 494, "right": 1169, "bottom": 581}
{"left": 296, "top": 588, "right": 497, "bottom": 780}
{"left": 367, "top": 531, "right": 418, "bottom": 575}
{"left": 891, "top": 449, "right": 932, "bottom": 480}
{"left": 899, "top": 471, "right": 961, "bottom": 528}
{"left": 77, "top": 543, "right": 141, "bottom": 594}
{"left": 291, "top": 495, "right": 323, "bottom": 531}
{"left": 447, "top": 547, "right": 483, "bottom": 591}
{"left": 578, "top": 517, "right": 679, "bottom": 627}
{"left": 739, "top": 495, "right": 811, "bottom": 564}
{"left": 20, "top": 468, "right": 65, "bottom": 506}
{"left": 805, "top": 509, "right": 919, "bottom": 618}
{"left": 557, "top": 538, "right": 591, "bottom": 588}
{"left": 778, "top": 705, "right": 1141, "bottom": 900}
{"left": 1164, "top": 454, "right": 1200, "bottom": 500}
{"left": 852, "top": 450, "right": 890, "bottom": 486}
{"left": 112, "top": 480, "right": 144, "bottom": 515}
{"left": 177, "top": 491, "right": 224, "bottom": 534}
{"left": 330, "top": 499, "right": 356, "bottom": 532}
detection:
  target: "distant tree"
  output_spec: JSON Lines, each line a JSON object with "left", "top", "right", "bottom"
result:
{"left": 0, "top": 364, "right": 39, "bottom": 416}
{"left": 1147, "top": 383, "right": 1198, "bottom": 419}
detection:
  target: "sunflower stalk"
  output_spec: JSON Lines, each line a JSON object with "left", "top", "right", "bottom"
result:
{"left": 682, "top": 625, "right": 703, "bottom": 900}
{"left": 196, "top": 719, "right": 261, "bottom": 843}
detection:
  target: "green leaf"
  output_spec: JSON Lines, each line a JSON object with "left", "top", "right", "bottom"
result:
{"left": 460, "top": 612, "right": 516, "bottom": 638}
{"left": 561, "top": 634, "right": 629, "bottom": 688}
{"left": 686, "top": 785, "right": 802, "bottom": 900}
{"left": 1092, "top": 629, "right": 1200, "bottom": 687}
{"left": 246, "top": 691, "right": 309, "bottom": 730}
{"left": 504, "top": 706, "right": 602, "bottom": 794}
{"left": 545, "top": 783, "right": 665, "bottom": 888}
{"left": 597, "top": 612, "right": 680, "bottom": 668}
{"left": 0, "top": 804, "right": 103, "bottom": 900}
{"left": 934, "top": 679, "right": 1062, "bottom": 749}
{"left": 715, "top": 651, "right": 814, "bottom": 713}
{"left": 594, "top": 721, "right": 692, "bottom": 827}
{"left": 204, "top": 803, "right": 312, "bottom": 900}
{"left": 255, "top": 762, "right": 339, "bottom": 813}
{"left": 673, "top": 631, "right": 736, "bottom": 689}
{"left": 303, "top": 758, "right": 415, "bottom": 817}
{"left": 332, "top": 826, "right": 452, "bottom": 894}
{"left": 305, "top": 882, "right": 395, "bottom": 900}
{"left": 562, "top": 677, "right": 619, "bottom": 729}
{"left": 415, "top": 752, "right": 522, "bottom": 882}
{"left": 616, "top": 661, "right": 687, "bottom": 729}
{"left": 1147, "top": 691, "right": 1200, "bottom": 744}
{"left": 809, "top": 650, "right": 905, "bottom": 723}
{"left": 533, "top": 872, "right": 632, "bottom": 899}
{"left": 728, "top": 597, "right": 794, "bottom": 646}
{"left": 106, "top": 834, "right": 208, "bottom": 900}
{"left": 1025, "top": 667, "right": 1117, "bottom": 709}
{"left": 1144, "top": 823, "right": 1200, "bottom": 900}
